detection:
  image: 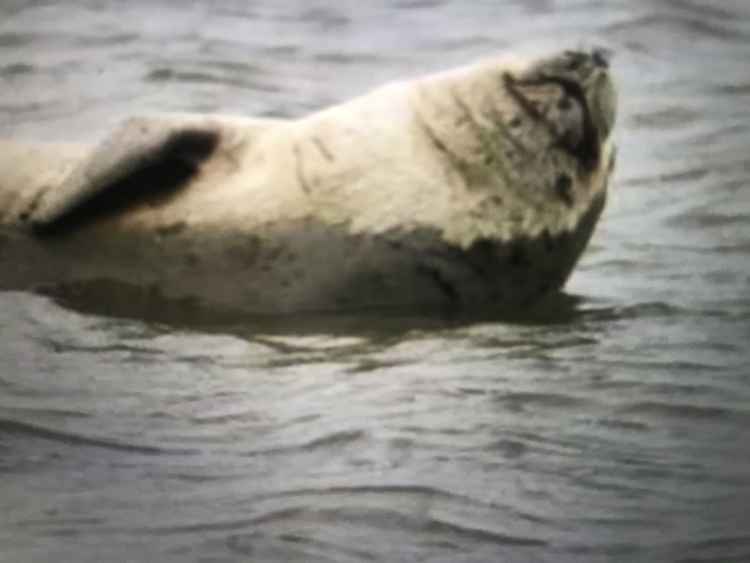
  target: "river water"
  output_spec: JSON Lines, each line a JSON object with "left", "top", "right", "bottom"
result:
{"left": 1, "top": 1, "right": 749, "bottom": 562}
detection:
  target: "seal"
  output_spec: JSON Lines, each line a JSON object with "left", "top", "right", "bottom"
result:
{"left": 0, "top": 49, "right": 617, "bottom": 315}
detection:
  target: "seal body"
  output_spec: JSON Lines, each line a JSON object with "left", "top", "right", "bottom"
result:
{"left": 0, "top": 50, "right": 616, "bottom": 315}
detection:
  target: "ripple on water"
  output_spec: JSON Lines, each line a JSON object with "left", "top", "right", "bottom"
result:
{"left": 1, "top": 0, "right": 750, "bottom": 562}
{"left": 0, "top": 417, "right": 194, "bottom": 457}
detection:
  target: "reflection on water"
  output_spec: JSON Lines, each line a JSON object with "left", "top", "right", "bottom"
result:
{"left": 1, "top": 1, "right": 750, "bottom": 562}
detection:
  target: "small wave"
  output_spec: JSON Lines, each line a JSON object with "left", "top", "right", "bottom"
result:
{"left": 227, "top": 528, "right": 380, "bottom": 561}
{"left": 1, "top": 62, "right": 34, "bottom": 76}
{"left": 0, "top": 101, "right": 45, "bottom": 114}
{"left": 605, "top": 13, "right": 750, "bottom": 43}
{"left": 425, "top": 517, "right": 547, "bottom": 547}
{"left": 617, "top": 401, "right": 748, "bottom": 423}
{"left": 630, "top": 105, "right": 701, "bottom": 130}
{"left": 484, "top": 438, "right": 528, "bottom": 459}
{"left": 258, "top": 483, "right": 470, "bottom": 504}
{"left": 0, "top": 406, "right": 90, "bottom": 419}
{"left": 313, "top": 51, "right": 383, "bottom": 64}
{"left": 71, "top": 32, "right": 140, "bottom": 47}
{"left": 617, "top": 167, "right": 709, "bottom": 188}
{"left": 581, "top": 301, "right": 684, "bottom": 322}
{"left": 0, "top": 417, "right": 195, "bottom": 455}
{"left": 590, "top": 418, "right": 651, "bottom": 432}
{"left": 668, "top": 534, "right": 750, "bottom": 563}
{"left": 0, "top": 31, "right": 34, "bottom": 47}
{"left": 243, "top": 430, "right": 366, "bottom": 457}
{"left": 202, "top": 59, "right": 270, "bottom": 76}
{"left": 687, "top": 122, "right": 750, "bottom": 148}
{"left": 214, "top": 505, "right": 547, "bottom": 555}
{"left": 291, "top": 7, "right": 350, "bottom": 29}
{"left": 714, "top": 82, "right": 750, "bottom": 96}
{"left": 144, "top": 67, "right": 282, "bottom": 93}
{"left": 664, "top": 0, "right": 742, "bottom": 21}
{"left": 251, "top": 482, "right": 547, "bottom": 528}
{"left": 668, "top": 210, "right": 748, "bottom": 229}
{"left": 259, "top": 44, "right": 301, "bottom": 58}
{"left": 392, "top": 0, "right": 445, "bottom": 9}
{"left": 493, "top": 391, "right": 591, "bottom": 412}
{"left": 144, "top": 68, "right": 224, "bottom": 85}
{"left": 36, "top": 336, "right": 163, "bottom": 358}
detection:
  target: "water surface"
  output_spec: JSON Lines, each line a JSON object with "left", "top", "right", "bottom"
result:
{"left": 1, "top": 1, "right": 750, "bottom": 561}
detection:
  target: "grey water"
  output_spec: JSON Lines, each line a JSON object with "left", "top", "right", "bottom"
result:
{"left": 1, "top": 0, "right": 749, "bottom": 561}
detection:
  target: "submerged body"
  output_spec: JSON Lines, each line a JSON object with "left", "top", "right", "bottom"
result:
{"left": 0, "top": 50, "right": 616, "bottom": 315}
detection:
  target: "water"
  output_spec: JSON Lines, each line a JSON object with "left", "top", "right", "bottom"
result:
{"left": 1, "top": 1, "right": 750, "bottom": 561}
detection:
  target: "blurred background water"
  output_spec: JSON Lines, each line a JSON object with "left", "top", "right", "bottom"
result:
{"left": 1, "top": 1, "right": 749, "bottom": 561}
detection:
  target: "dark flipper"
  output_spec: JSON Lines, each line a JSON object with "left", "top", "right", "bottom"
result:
{"left": 30, "top": 117, "right": 220, "bottom": 236}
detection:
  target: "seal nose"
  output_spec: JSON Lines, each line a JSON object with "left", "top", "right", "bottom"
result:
{"left": 592, "top": 48, "right": 612, "bottom": 69}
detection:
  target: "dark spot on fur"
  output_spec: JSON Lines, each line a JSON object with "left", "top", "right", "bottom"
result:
{"left": 508, "top": 116, "right": 522, "bottom": 128}
{"left": 32, "top": 129, "right": 220, "bottom": 237}
{"left": 465, "top": 239, "right": 496, "bottom": 280}
{"left": 542, "top": 229, "right": 555, "bottom": 252}
{"left": 557, "top": 96, "right": 572, "bottom": 111}
{"left": 167, "top": 129, "right": 220, "bottom": 165}
{"left": 509, "top": 243, "right": 529, "bottom": 268}
{"left": 417, "top": 264, "right": 460, "bottom": 305}
{"left": 267, "top": 245, "right": 284, "bottom": 261}
{"left": 555, "top": 174, "right": 574, "bottom": 207}
{"left": 21, "top": 185, "right": 50, "bottom": 222}
{"left": 313, "top": 137, "right": 334, "bottom": 162}
{"left": 225, "top": 236, "right": 261, "bottom": 268}
{"left": 157, "top": 221, "right": 187, "bottom": 237}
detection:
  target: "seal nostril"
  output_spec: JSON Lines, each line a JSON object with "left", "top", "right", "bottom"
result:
{"left": 592, "top": 48, "right": 612, "bottom": 69}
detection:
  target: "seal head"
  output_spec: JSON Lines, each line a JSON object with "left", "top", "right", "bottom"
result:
{"left": 503, "top": 48, "right": 617, "bottom": 173}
